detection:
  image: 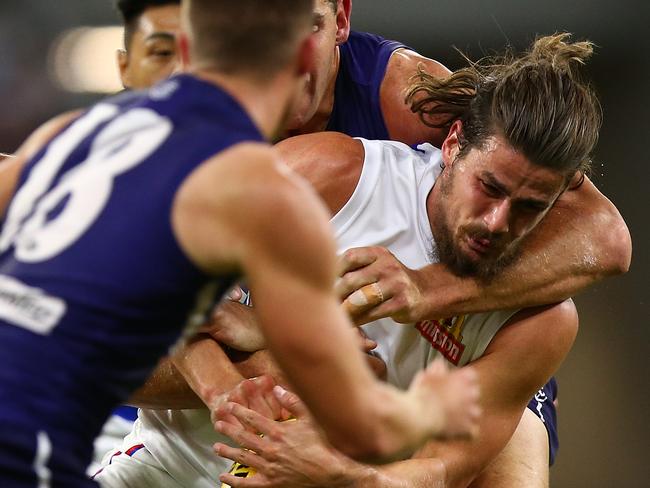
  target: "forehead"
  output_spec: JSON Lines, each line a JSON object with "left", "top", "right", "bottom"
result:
{"left": 315, "top": 0, "right": 336, "bottom": 15}
{"left": 135, "top": 4, "right": 181, "bottom": 38}
{"left": 467, "top": 136, "right": 567, "bottom": 202}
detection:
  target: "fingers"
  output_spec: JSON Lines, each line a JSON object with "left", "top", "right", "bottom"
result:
{"left": 355, "top": 329, "right": 377, "bottom": 352}
{"left": 219, "top": 473, "right": 268, "bottom": 488}
{"left": 214, "top": 443, "right": 266, "bottom": 471}
{"left": 336, "top": 247, "right": 378, "bottom": 277}
{"left": 414, "top": 362, "right": 482, "bottom": 441}
{"left": 426, "top": 357, "right": 449, "bottom": 377}
{"left": 342, "top": 282, "right": 388, "bottom": 317}
{"left": 239, "top": 376, "right": 284, "bottom": 421}
{"left": 226, "top": 285, "right": 244, "bottom": 302}
{"left": 214, "top": 412, "right": 268, "bottom": 452}
{"left": 344, "top": 295, "right": 404, "bottom": 326}
{"left": 273, "top": 386, "right": 308, "bottom": 420}
{"left": 217, "top": 376, "right": 284, "bottom": 434}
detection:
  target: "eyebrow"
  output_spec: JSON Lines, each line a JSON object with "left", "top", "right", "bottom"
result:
{"left": 144, "top": 32, "right": 176, "bottom": 43}
{"left": 481, "top": 172, "right": 550, "bottom": 209}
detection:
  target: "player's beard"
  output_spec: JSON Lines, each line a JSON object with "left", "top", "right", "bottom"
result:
{"left": 429, "top": 172, "right": 521, "bottom": 282}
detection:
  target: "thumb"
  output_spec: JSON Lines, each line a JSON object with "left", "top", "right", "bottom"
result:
{"left": 426, "top": 357, "right": 449, "bottom": 377}
{"left": 273, "top": 386, "right": 308, "bottom": 419}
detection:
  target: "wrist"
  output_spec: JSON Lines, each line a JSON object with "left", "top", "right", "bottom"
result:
{"left": 416, "top": 265, "right": 480, "bottom": 319}
{"left": 350, "top": 465, "right": 406, "bottom": 488}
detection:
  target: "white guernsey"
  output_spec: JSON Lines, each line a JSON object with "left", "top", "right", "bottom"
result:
{"left": 95, "top": 139, "right": 516, "bottom": 487}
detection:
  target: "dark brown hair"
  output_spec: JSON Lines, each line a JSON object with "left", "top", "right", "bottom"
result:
{"left": 186, "top": 0, "right": 314, "bottom": 77}
{"left": 406, "top": 33, "right": 602, "bottom": 177}
{"left": 115, "top": 0, "right": 180, "bottom": 49}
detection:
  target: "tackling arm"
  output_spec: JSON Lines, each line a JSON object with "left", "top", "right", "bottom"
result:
{"left": 215, "top": 300, "right": 577, "bottom": 488}
{"left": 171, "top": 142, "right": 479, "bottom": 462}
{"left": 360, "top": 301, "right": 578, "bottom": 488}
{"left": 370, "top": 49, "right": 632, "bottom": 320}
{"left": 410, "top": 176, "right": 631, "bottom": 319}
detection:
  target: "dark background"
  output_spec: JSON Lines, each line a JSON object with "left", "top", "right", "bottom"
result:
{"left": 0, "top": 1, "right": 647, "bottom": 486}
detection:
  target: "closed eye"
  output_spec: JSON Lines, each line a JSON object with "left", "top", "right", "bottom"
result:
{"left": 479, "top": 179, "right": 501, "bottom": 197}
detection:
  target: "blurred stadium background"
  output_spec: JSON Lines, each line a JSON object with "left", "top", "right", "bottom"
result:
{"left": 0, "top": 1, "right": 647, "bottom": 486}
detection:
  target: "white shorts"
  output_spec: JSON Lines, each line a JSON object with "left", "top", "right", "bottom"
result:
{"left": 93, "top": 444, "right": 184, "bottom": 488}
{"left": 87, "top": 413, "right": 136, "bottom": 476}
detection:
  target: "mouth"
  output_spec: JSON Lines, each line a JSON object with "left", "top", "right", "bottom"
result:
{"left": 465, "top": 236, "right": 491, "bottom": 256}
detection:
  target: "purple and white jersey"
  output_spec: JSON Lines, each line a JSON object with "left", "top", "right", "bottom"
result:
{"left": 0, "top": 74, "right": 262, "bottom": 485}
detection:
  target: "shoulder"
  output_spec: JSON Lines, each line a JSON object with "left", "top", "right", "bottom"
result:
{"left": 275, "top": 133, "right": 365, "bottom": 216}
{"left": 171, "top": 141, "right": 335, "bottom": 272}
{"left": 386, "top": 49, "right": 451, "bottom": 82}
{"left": 380, "top": 49, "right": 452, "bottom": 146}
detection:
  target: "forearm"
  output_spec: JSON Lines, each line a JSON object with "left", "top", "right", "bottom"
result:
{"left": 172, "top": 333, "right": 246, "bottom": 411}
{"left": 336, "top": 457, "right": 447, "bottom": 488}
{"left": 130, "top": 334, "right": 247, "bottom": 410}
{"left": 128, "top": 356, "right": 204, "bottom": 409}
{"left": 229, "top": 348, "right": 291, "bottom": 388}
{"left": 415, "top": 179, "right": 631, "bottom": 318}
{"left": 128, "top": 341, "right": 287, "bottom": 410}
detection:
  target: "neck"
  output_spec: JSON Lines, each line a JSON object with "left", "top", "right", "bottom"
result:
{"left": 191, "top": 68, "right": 291, "bottom": 141}
{"left": 290, "top": 46, "right": 341, "bottom": 136}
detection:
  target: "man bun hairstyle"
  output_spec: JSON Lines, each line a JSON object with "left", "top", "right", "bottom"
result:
{"left": 186, "top": 0, "right": 314, "bottom": 79}
{"left": 406, "top": 33, "right": 602, "bottom": 178}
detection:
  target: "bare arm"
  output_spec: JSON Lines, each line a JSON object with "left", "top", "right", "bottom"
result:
{"left": 128, "top": 342, "right": 289, "bottom": 410}
{"left": 430, "top": 176, "right": 631, "bottom": 316}
{"left": 380, "top": 49, "right": 453, "bottom": 147}
{"left": 171, "top": 142, "right": 479, "bottom": 462}
{"left": 335, "top": 177, "right": 630, "bottom": 323}
{"left": 373, "top": 50, "right": 633, "bottom": 320}
{"left": 128, "top": 355, "right": 204, "bottom": 409}
{"left": 215, "top": 300, "right": 578, "bottom": 488}
{"left": 356, "top": 301, "right": 579, "bottom": 488}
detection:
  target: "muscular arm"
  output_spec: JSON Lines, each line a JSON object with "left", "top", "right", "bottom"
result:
{"left": 381, "top": 49, "right": 452, "bottom": 147}
{"left": 405, "top": 176, "right": 631, "bottom": 320}
{"left": 170, "top": 142, "right": 460, "bottom": 462}
{"left": 378, "top": 50, "right": 632, "bottom": 320}
{"left": 356, "top": 301, "right": 578, "bottom": 488}
{"left": 128, "top": 355, "right": 204, "bottom": 409}
{"left": 286, "top": 131, "right": 631, "bottom": 321}
{"left": 216, "top": 301, "right": 577, "bottom": 488}
{"left": 128, "top": 343, "right": 288, "bottom": 410}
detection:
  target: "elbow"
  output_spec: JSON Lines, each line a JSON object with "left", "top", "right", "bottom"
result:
{"left": 602, "top": 215, "right": 632, "bottom": 276}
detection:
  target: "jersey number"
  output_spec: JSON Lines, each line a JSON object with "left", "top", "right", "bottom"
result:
{"left": 0, "top": 104, "right": 172, "bottom": 262}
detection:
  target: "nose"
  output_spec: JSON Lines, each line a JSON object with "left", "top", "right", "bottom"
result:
{"left": 483, "top": 200, "right": 510, "bottom": 234}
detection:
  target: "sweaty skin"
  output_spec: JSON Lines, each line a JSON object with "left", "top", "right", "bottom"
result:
{"left": 0, "top": 31, "right": 481, "bottom": 463}
{"left": 288, "top": 2, "right": 631, "bottom": 317}
{"left": 211, "top": 132, "right": 580, "bottom": 488}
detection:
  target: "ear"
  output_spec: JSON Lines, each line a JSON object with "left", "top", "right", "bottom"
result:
{"left": 441, "top": 119, "right": 463, "bottom": 168}
{"left": 177, "top": 32, "right": 191, "bottom": 70}
{"left": 297, "top": 33, "right": 316, "bottom": 77}
{"left": 335, "top": 0, "right": 352, "bottom": 45}
{"left": 117, "top": 49, "right": 131, "bottom": 88}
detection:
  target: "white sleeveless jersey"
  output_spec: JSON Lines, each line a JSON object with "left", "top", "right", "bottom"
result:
{"left": 335, "top": 139, "right": 517, "bottom": 389}
{"left": 104, "top": 139, "right": 517, "bottom": 487}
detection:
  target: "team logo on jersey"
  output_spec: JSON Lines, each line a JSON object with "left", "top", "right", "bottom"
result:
{"left": 415, "top": 315, "right": 467, "bottom": 365}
